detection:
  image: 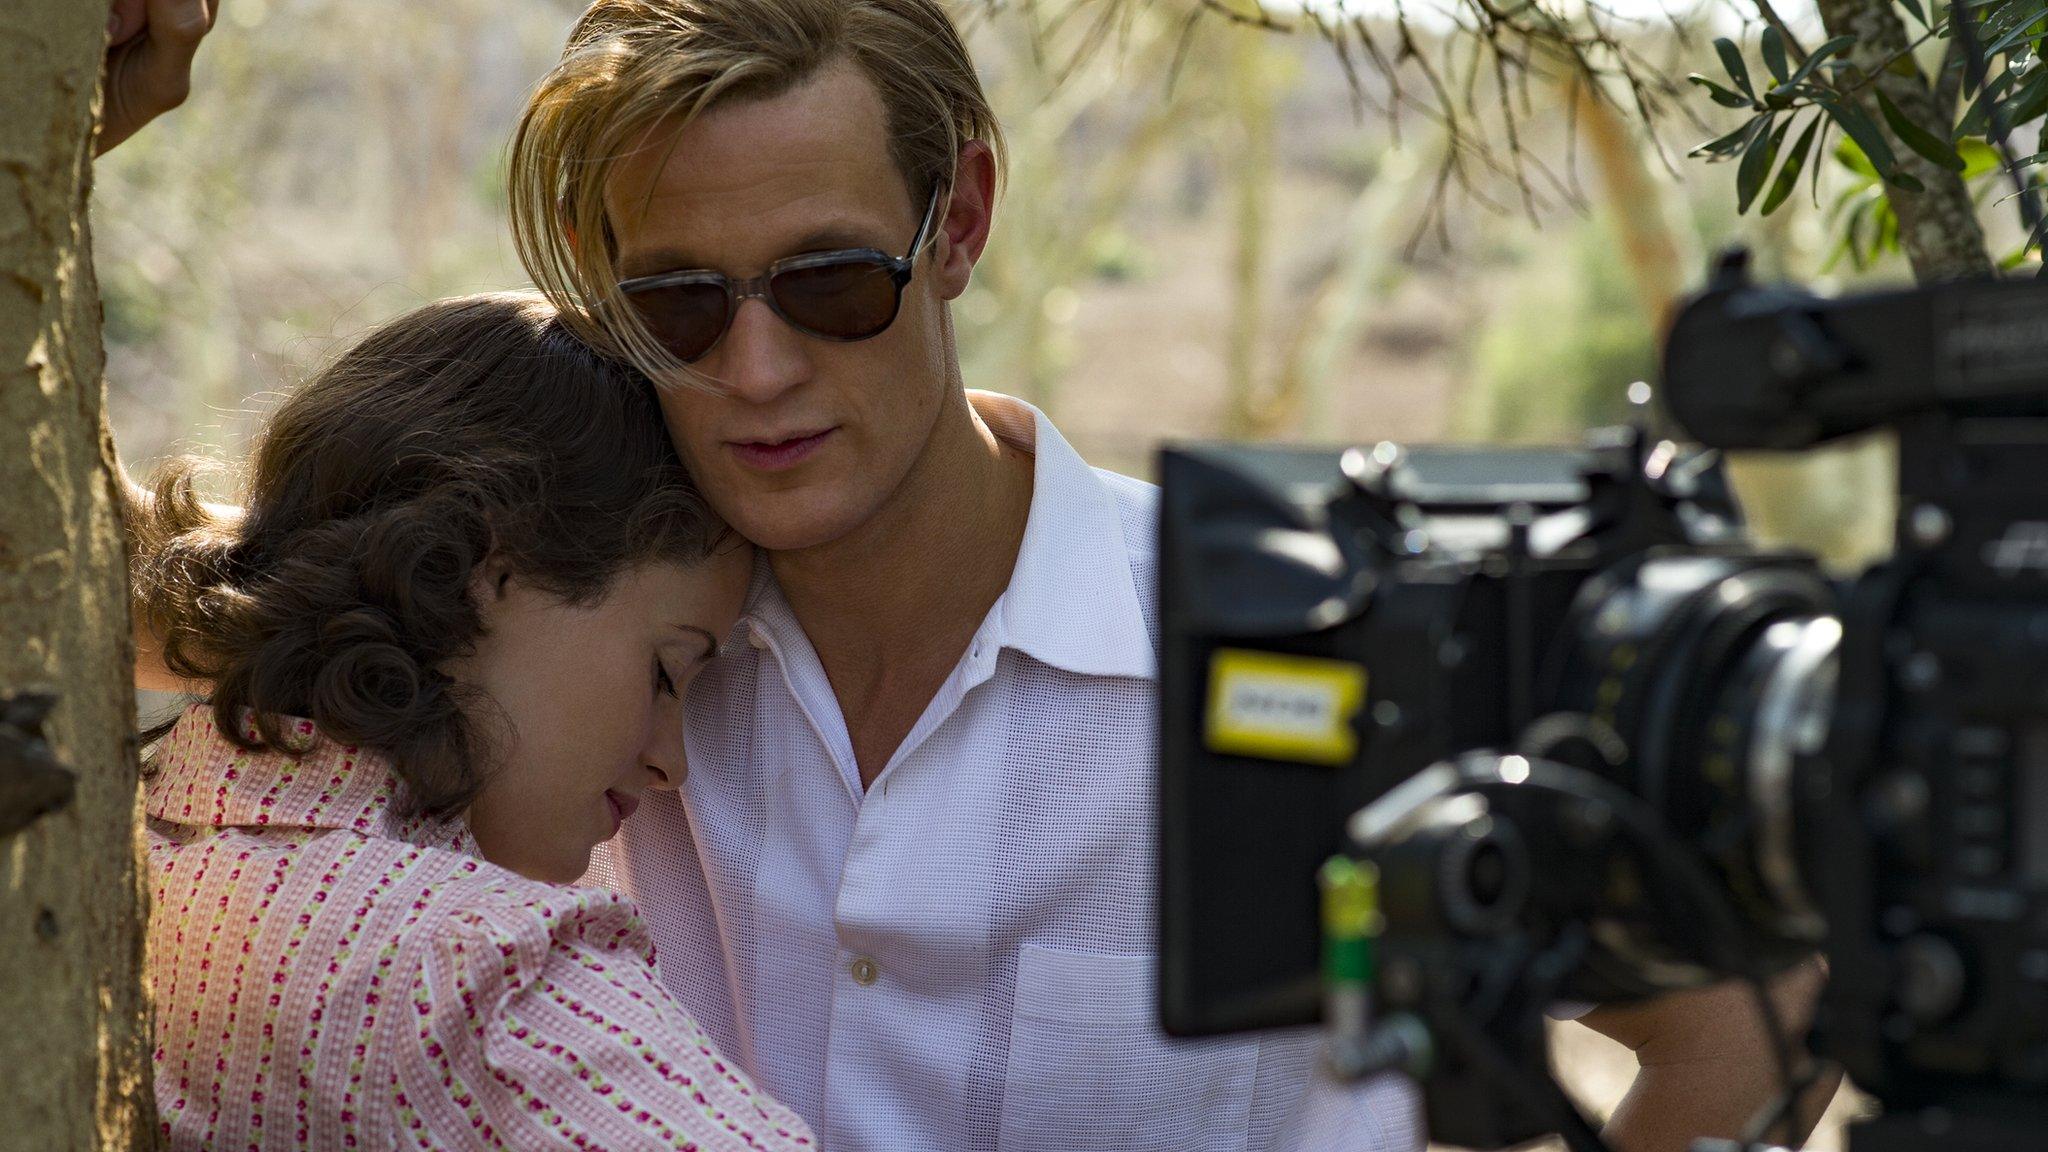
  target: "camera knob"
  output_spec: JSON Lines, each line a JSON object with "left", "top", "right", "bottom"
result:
{"left": 1895, "top": 933, "right": 1967, "bottom": 1025}
{"left": 1866, "top": 770, "right": 1934, "bottom": 869}
{"left": 1764, "top": 312, "right": 1851, "bottom": 389}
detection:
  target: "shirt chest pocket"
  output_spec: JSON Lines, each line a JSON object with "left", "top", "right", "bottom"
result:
{"left": 997, "top": 943, "right": 1258, "bottom": 1152}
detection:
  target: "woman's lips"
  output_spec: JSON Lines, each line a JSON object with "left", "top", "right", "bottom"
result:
{"left": 604, "top": 790, "right": 641, "bottom": 838}
{"left": 728, "top": 428, "right": 833, "bottom": 471}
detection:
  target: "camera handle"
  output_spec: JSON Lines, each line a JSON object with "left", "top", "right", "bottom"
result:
{"left": 1336, "top": 755, "right": 1821, "bottom": 1152}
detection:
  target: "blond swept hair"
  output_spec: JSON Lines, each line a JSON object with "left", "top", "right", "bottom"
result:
{"left": 509, "top": 0, "right": 1006, "bottom": 380}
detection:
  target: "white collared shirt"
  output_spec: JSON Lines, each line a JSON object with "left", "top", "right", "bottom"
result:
{"left": 590, "top": 392, "right": 1422, "bottom": 1152}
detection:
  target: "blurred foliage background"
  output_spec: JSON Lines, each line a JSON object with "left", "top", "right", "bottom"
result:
{"left": 96, "top": 0, "right": 1923, "bottom": 1141}
{"left": 98, "top": 0, "right": 1907, "bottom": 575}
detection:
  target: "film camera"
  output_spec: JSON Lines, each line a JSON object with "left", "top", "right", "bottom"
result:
{"left": 1157, "top": 251, "right": 2048, "bottom": 1152}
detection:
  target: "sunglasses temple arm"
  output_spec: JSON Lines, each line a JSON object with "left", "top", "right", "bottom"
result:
{"left": 906, "top": 185, "right": 944, "bottom": 268}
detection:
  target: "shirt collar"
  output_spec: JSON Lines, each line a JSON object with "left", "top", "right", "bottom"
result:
{"left": 966, "top": 391, "right": 1156, "bottom": 680}
{"left": 144, "top": 704, "right": 475, "bottom": 854}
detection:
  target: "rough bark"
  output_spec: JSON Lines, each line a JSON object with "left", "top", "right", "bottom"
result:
{"left": 1817, "top": 0, "right": 1995, "bottom": 281}
{"left": 0, "top": 3, "right": 157, "bottom": 1150}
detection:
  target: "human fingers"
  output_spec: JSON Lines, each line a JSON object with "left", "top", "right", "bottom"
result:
{"left": 96, "top": 0, "right": 217, "bottom": 155}
{"left": 130, "top": 0, "right": 217, "bottom": 104}
{"left": 107, "top": 0, "right": 151, "bottom": 47}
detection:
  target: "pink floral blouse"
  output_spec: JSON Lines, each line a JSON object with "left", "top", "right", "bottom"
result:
{"left": 144, "top": 705, "right": 816, "bottom": 1151}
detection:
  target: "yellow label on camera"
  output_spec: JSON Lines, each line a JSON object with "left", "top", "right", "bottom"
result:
{"left": 1205, "top": 648, "right": 1369, "bottom": 767}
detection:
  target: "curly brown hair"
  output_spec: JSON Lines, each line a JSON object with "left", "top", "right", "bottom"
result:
{"left": 131, "top": 292, "right": 725, "bottom": 816}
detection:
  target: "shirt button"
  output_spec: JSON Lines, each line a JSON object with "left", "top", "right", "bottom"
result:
{"left": 849, "top": 957, "right": 879, "bottom": 986}
{"left": 748, "top": 631, "right": 768, "bottom": 651}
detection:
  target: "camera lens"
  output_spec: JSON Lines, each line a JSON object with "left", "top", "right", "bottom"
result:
{"left": 1468, "top": 841, "right": 1508, "bottom": 908}
{"left": 1436, "top": 813, "right": 1530, "bottom": 936}
{"left": 1544, "top": 553, "right": 1837, "bottom": 978}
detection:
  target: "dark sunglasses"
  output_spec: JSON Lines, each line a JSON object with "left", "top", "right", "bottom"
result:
{"left": 616, "top": 186, "right": 944, "bottom": 364}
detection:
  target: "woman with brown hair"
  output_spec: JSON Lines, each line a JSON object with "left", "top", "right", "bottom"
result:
{"left": 130, "top": 292, "right": 815, "bottom": 1150}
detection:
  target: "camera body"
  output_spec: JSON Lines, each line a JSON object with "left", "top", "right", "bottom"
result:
{"left": 1157, "top": 255, "right": 2048, "bottom": 1149}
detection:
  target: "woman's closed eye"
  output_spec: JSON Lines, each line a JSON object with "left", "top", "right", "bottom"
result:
{"left": 652, "top": 628, "right": 720, "bottom": 701}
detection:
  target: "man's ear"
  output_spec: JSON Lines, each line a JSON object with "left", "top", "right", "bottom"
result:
{"left": 934, "top": 141, "right": 999, "bottom": 303}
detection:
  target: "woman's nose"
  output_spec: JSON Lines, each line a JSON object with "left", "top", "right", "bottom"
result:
{"left": 642, "top": 700, "right": 686, "bottom": 790}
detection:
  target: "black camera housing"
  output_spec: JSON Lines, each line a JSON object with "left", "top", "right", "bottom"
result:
{"left": 1157, "top": 254, "right": 2048, "bottom": 1149}
{"left": 1158, "top": 429, "right": 1828, "bottom": 1033}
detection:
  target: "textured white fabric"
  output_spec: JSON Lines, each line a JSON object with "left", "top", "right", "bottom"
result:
{"left": 589, "top": 392, "right": 1423, "bottom": 1152}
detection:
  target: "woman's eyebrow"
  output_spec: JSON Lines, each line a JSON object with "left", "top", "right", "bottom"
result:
{"left": 672, "top": 624, "right": 722, "bottom": 657}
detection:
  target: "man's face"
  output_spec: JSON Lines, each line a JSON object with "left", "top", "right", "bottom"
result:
{"left": 603, "top": 62, "right": 979, "bottom": 553}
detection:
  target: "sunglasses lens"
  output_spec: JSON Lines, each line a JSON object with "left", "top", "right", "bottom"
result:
{"left": 771, "top": 258, "right": 902, "bottom": 341}
{"left": 627, "top": 281, "right": 730, "bottom": 363}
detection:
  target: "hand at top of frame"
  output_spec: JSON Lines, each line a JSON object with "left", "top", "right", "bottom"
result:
{"left": 97, "top": 0, "right": 219, "bottom": 156}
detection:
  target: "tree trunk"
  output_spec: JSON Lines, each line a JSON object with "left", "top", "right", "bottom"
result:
{"left": 1573, "top": 77, "right": 1697, "bottom": 331}
{"left": 0, "top": 4, "right": 157, "bottom": 1150}
{"left": 1817, "top": 0, "right": 1994, "bottom": 281}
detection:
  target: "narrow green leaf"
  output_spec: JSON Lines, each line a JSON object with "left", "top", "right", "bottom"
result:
{"left": 1810, "top": 118, "right": 1833, "bottom": 207}
{"left": 1971, "top": 0, "right": 2036, "bottom": 54}
{"left": 1715, "top": 36, "right": 1755, "bottom": 98}
{"left": 1958, "top": 137, "right": 2006, "bottom": 179}
{"left": 1762, "top": 116, "right": 1823, "bottom": 215}
{"left": 1821, "top": 97, "right": 1903, "bottom": 183}
{"left": 1833, "top": 134, "right": 1882, "bottom": 180}
{"left": 1990, "top": 146, "right": 2048, "bottom": 169}
{"left": 1983, "top": 11, "right": 2048, "bottom": 58}
{"left": 1896, "top": 0, "right": 1927, "bottom": 29}
{"left": 1761, "top": 27, "right": 1790, "bottom": 85}
{"left": 2005, "top": 67, "right": 2048, "bottom": 128}
{"left": 1878, "top": 89, "right": 1966, "bottom": 171}
{"left": 1691, "top": 113, "right": 1771, "bottom": 160}
{"left": 1845, "top": 202, "right": 1871, "bottom": 269}
{"left": 1738, "top": 114, "right": 1785, "bottom": 213}
{"left": 2028, "top": 211, "right": 2048, "bottom": 263}
{"left": 1784, "top": 35, "right": 1857, "bottom": 90}
{"left": 1820, "top": 232, "right": 1852, "bottom": 273}
{"left": 1689, "top": 73, "right": 1755, "bottom": 108}
{"left": 1825, "top": 187, "right": 1884, "bottom": 271}
{"left": 1957, "top": 67, "right": 2017, "bottom": 137}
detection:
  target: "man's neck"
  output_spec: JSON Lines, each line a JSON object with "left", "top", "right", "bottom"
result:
{"left": 770, "top": 390, "right": 1035, "bottom": 785}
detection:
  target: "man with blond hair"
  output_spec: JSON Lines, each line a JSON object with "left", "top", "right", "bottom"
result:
{"left": 504, "top": 2, "right": 1830, "bottom": 1150}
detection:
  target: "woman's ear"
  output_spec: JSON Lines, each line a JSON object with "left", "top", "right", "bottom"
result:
{"left": 469, "top": 553, "right": 517, "bottom": 609}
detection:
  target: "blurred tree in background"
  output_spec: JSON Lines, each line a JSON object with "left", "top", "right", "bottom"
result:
{"left": 101, "top": 0, "right": 1950, "bottom": 578}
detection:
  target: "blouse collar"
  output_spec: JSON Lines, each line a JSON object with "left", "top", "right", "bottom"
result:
{"left": 144, "top": 704, "right": 477, "bottom": 856}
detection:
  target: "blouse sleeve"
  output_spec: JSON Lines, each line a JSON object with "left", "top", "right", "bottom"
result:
{"left": 392, "top": 886, "right": 816, "bottom": 1151}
